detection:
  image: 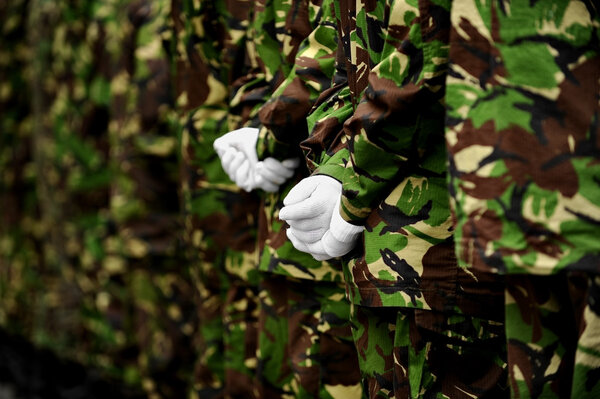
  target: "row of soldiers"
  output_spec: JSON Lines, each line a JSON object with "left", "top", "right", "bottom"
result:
{"left": 1, "top": 0, "right": 193, "bottom": 397}
{"left": 1, "top": 0, "right": 599, "bottom": 398}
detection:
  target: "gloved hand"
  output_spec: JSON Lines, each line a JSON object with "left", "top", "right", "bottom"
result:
{"left": 280, "top": 175, "right": 363, "bottom": 260}
{"left": 214, "top": 127, "right": 299, "bottom": 192}
{"left": 213, "top": 127, "right": 260, "bottom": 161}
{"left": 280, "top": 175, "right": 342, "bottom": 241}
{"left": 214, "top": 127, "right": 259, "bottom": 191}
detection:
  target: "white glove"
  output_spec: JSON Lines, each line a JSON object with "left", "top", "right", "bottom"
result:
{"left": 320, "top": 196, "right": 363, "bottom": 257}
{"left": 213, "top": 127, "right": 260, "bottom": 162}
{"left": 286, "top": 228, "right": 330, "bottom": 261}
{"left": 219, "top": 146, "right": 253, "bottom": 190}
{"left": 280, "top": 175, "right": 342, "bottom": 243}
{"left": 256, "top": 158, "right": 300, "bottom": 188}
{"left": 214, "top": 127, "right": 298, "bottom": 192}
{"left": 214, "top": 127, "right": 260, "bottom": 191}
{"left": 280, "top": 175, "right": 363, "bottom": 260}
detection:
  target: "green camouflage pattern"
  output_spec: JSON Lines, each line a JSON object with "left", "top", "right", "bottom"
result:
{"left": 351, "top": 304, "right": 508, "bottom": 398}
{"left": 228, "top": 0, "right": 318, "bottom": 128}
{"left": 303, "top": 68, "right": 354, "bottom": 180}
{"left": 255, "top": 274, "right": 294, "bottom": 398}
{"left": 172, "top": 0, "right": 260, "bottom": 397}
{"left": 256, "top": 274, "right": 363, "bottom": 399}
{"left": 109, "top": 2, "right": 199, "bottom": 396}
{"left": 300, "top": 1, "right": 508, "bottom": 396}
{"left": 228, "top": 1, "right": 363, "bottom": 397}
{"left": 444, "top": 4, "right": 600, "bottom": 397}
{"left": 303, "top": 0, "right": 505, "bottom": 316}
{"left": 7, "top": 0, "right": 145, "bottom": 389}
{"left": 0, "top": 0, "right": 197, "bottom": 395}
{"left": 445, "top": 0, "right": 600, "bottom": 275}
{"left": 26, "top": 0, "right": 133, "bottom": 379}
{"left": 221, "top": 281, "right": 260, "bottom": 398}
{"left": 253, "top": 0, "right": 345, "bottom": 283}
{"left": 177, "top": 0, "right": 259, "bottom": 284}
{"left": 505, "top": 272, "right": 600, "bottom": 398}
{"left": 330, "top": 0, "right": 452, "bottom": 224}
{"left": 255, "top": 0, "right": 338, "bottom": 161}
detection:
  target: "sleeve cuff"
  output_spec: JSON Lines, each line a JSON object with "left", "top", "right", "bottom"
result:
{"left": 313, "top": 148, "right": 349, "bottom": 181}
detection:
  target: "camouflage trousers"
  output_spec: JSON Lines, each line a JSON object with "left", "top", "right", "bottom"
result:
{"left": 505, "top": 272, "right": 600, "bottom": 399}
{"left": 350, "top": 304, "right": 508, "bottom": 398}
{"left": 223, "top": 280, "right": 260, "bottom": 398}
{"left": 190, "top": 272, "right": 259, "bottom": 399}
{"left": 256, "top": 273, "right": 363, "bottom": 399}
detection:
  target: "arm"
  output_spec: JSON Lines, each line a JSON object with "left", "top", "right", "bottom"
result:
{"left": 338, "top": 0, "right": 450, "bottom": 224}
{"left": 256, "top": 0, "right": 339, "bottom": 160}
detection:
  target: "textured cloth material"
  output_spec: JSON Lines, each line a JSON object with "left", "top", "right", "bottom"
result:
{"left": 505, "top": 272, "right": 600, "bottom": 398}
{"left": 445, "top": 0, "right": 600, "bottom": 275}
{"left": 351, "top": 304, "right": 508, "bottom": 398}
{"left": 301, "top": 0, "right": 506, "bottom": 319}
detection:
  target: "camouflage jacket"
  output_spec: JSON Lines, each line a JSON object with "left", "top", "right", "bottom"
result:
{"left": 4, "top": 1, "right": 196, "bottom": 395}
{"left": 14, "top": 0, "right": 145, "bottom": 387}
{"left": 445, "top": 0, "right": 600, "bottom": 275}
{"left": 110, "top": 0, "right": 180, "bottom": 260}
{"left": 303, "top": 0, "right": 505, "bottom": 317}
{"left": 255, "top": 0, "right": 338, "bottom": 161}
{"left": 228, "top": 0, "right": 347, "bottom": 282}
{"left": 228, "top": 0, "right": 318, "bottom": 129}
{"left": 175, "top": 0, "right": 261, "bottom": 283}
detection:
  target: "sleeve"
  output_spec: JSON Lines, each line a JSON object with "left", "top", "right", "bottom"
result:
{"left": 255, "top": 0, "right": 339, "bottom": 160}
{"left": 229, "top": 0, "right": 315, "bottom": 130}
{"left": 302, "top": 77, "right": 354, "bottom": 181}
{"left": 299, "top": 17, "right": 354, "bottom": 182}
{"left": 177, "top": 0, "right": 251, "bottom": 185}
{"left": 338, "top": 0, "right": 451, "bottom": 224}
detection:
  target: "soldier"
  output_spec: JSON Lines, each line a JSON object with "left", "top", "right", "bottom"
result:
{"left": 12, "top": 1, "right": 197, "bottom": 396}
{"left": 25, "top": 0, "right": 135, "bottom": 381}
{"left": 280, "top": 0, "right": 509, "bottom": 397}
{"left": 444, "top": 1, "right": 600, "bottom": 397}
{"left": 214, "top": 0, "right": 363, "bottom": 397}
{"left": 109, "top": 1, "right": 200, "bottom": 396}
{"left": 172, "top": 0, "right": 261, "bottom": 397}
{"left": 5, "top": 0, "right": 198, "bottom": 395}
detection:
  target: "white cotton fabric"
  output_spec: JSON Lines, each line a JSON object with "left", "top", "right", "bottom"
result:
{"left": 214, "top": 127, "right": 298, "bottom": 192}
{"left": 281, "top": 175, "right": 363, "bottom": 260}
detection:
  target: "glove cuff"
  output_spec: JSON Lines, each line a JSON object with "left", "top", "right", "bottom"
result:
{"left": 329, "top": 196, "right": 364, "bottom": 243}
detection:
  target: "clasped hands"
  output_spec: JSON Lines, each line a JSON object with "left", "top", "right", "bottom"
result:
{"left": 279, "top": 175, "right": 364, "bottom": 261}
{"left": 213, "top": 127, "right": 299, "bottom": 192}
{"left": 214, "top": 128, "right": 363, "bottom": 260}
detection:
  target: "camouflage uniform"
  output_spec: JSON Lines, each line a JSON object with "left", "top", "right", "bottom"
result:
{"left": 2, "top": 1, "right": 196, "bottom": 395}
{"left": 26, "top": 0, "right": 124, "bottom": 372}
{"left": 109, "top": 1, "right": 200, "bottom": 397}
{"left": 172, "top": 0, "right": 261, "bottom": 397}
{"left": 17, "top": 0, "right": 148, "bottom": 388}
{"left": 228, "top": 0, "right": 363, "bottom": 397}
{"left": 444, "top": 1, "right": 600, "bottom": 397}
{"left": 302, "top": 0, "right": 508, "bottom": 397}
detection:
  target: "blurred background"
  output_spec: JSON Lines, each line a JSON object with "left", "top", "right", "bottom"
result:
{"left": 1, "top": 1, "right": 200, "bottom": 397}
